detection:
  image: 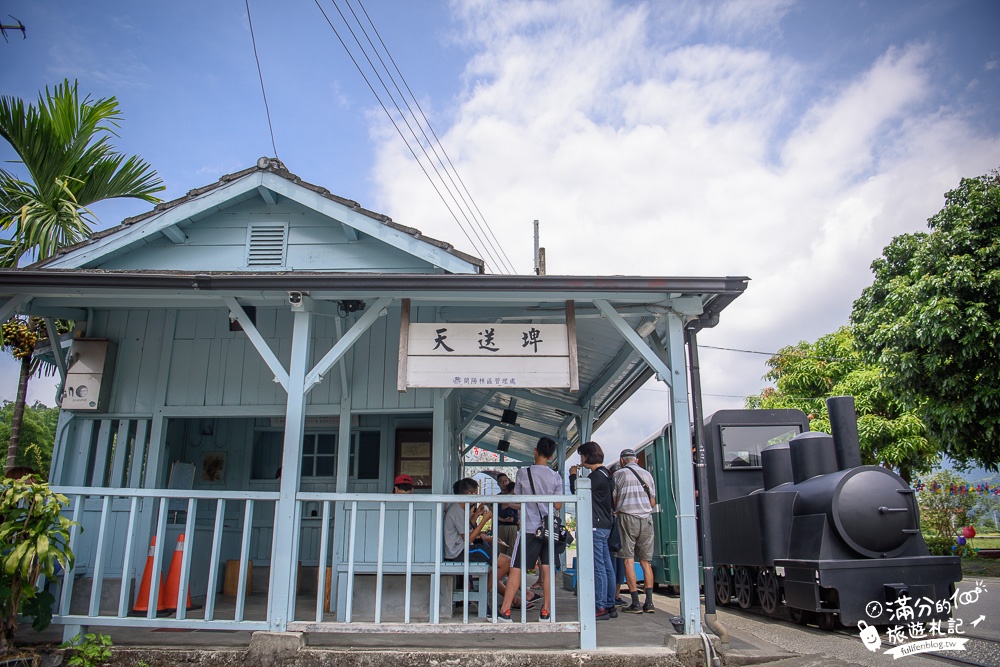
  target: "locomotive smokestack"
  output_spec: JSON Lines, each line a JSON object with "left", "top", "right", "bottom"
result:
{"left": 827, "top": 396, "right": 863, "bottom": 471}
{"left": 789, "top": 432, "right": 839, "bottom": 484}
{"left": 761, "top": 443, "right": 793, "bottom": 490}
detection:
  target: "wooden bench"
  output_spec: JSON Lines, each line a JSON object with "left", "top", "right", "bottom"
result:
{"left": 335, "top": 561, "right": 490, "bottom": 619}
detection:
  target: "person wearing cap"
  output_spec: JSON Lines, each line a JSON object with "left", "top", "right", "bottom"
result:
{"left": 393, "top": 474, "right": 413, "bottom": 494}
{"left": 613, "top": 448, "right": 657, "bottom": 613}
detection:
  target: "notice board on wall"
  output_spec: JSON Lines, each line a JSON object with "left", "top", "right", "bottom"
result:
{"left": 395, "top": 429, "right": 432, "bottom": 489}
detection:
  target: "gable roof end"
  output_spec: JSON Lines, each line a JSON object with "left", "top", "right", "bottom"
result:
{"left": 32, "top": 158, "right": 485, "bottom": 273}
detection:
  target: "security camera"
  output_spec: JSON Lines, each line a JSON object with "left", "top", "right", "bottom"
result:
{"left": 288, "top": 291, "right": 303, "bottom": 306}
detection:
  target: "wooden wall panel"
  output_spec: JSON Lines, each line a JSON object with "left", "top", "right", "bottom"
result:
{"left": 350, "top": 322, "right": 371, "bottom": 410}
{"left": 204, "top": 338, "right": 224, "bottom": 406}
{"left": 240, "top": 341, "right": 262, "bottom": 407}
{"left": 134, "top": 310, "right": 165, "bottom": 413}
{"left": 222, "top": 338, "right": 246, "bottom": 406}
{"left": 166, "top": 340, "right": 194, "bottom": 406}
{"left": 86, "top": 304, "right": 439, "bottom": 413}
{"left": 367, "top": 316, "right": 387, "bottom": 411}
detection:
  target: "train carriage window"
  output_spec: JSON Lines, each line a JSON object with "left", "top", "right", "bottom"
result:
{"left": 720, "top": 425, "right": 800, "bottom": 469}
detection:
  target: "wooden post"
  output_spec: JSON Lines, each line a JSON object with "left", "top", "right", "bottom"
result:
{"left": 397, "top": 299, "right": 410, "bottom": 392}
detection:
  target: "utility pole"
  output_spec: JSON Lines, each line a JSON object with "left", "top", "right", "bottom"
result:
{"left": 0, "top": 16, "right": 26, "bottom": 41}
{"left": 533, "top": 220, "right": 546, "bottom": 275}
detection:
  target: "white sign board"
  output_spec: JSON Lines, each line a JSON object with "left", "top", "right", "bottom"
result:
{"left": 401, "top": 322, "right": 576, "bottom": 389}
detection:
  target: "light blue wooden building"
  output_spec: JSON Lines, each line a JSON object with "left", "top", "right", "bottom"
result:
{"left": 0, "top": 159, "right": 748, "bottom": 648}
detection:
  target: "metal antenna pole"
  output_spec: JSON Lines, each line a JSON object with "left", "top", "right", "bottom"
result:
{"left": 0, "top": 16, "right": 26, "bottom": 41}
{"left": 533, "top": 219, "right": 540, "bottom": 275}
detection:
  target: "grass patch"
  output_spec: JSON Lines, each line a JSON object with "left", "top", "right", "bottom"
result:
{"left": 972, "top": 535, "right": 1000, "bottom": 549}
{"left": 962, "top": 558, "right": 1000, "bottom": 578}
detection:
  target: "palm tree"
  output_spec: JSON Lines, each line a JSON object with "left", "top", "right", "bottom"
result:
{"left": 0, "top": 79, "right": 164, "bottom": 474}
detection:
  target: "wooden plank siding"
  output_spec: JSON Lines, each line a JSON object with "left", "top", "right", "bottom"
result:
{"left": 86, "top": 305, "right": 434, "bottom": 412}
{"left": 93, "top": 200, "right": 447, "bottom": 274}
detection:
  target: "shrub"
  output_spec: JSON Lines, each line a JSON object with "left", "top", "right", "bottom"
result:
{"left": 0, "top": 478, "right": 76, "bottom": 658}
{"left": 64, "top": 633, "right": 112, "bottom": 667}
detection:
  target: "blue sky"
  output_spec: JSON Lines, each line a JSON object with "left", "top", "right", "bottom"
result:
{"left": 2, "top": 0, "right": 999, "bottom": 457}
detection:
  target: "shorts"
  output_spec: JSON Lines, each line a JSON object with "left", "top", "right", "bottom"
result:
{"left": 509, "top": 531, "right": 552, "bottom": 569}
{"left": 617, "top": 513, "right": 654, "bottom": 561}
{"left": 445, "top": 541, "right": 492, "bottom": 565}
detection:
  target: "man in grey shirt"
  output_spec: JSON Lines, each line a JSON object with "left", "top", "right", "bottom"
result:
{"left": 613, "top": 449, "right": 657, "bottom": 613}
{"left": 498, "top": 437, "right": 561, "bottom": 622}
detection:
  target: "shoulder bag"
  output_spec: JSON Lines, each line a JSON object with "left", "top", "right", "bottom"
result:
{"left": 527, "top": 467, "right": 574, "bottom": 550}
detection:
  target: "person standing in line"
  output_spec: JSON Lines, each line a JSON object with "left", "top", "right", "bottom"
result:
{"left": 569, "top": 441, "right": 618, "bottom": 620}
{"left": 498, "top": 436, "right": 562, "bottom": 622}
{"left": 613, "top": 448, "right": 657, "bottom": 613}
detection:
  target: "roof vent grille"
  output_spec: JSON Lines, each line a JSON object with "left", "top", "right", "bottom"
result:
{"left": 246, "top": 223, "right": 288, "bottom": 267}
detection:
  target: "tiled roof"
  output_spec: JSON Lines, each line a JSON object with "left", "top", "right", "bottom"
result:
{"left": 34, "top": 157, "right": 485, "bottom": 272}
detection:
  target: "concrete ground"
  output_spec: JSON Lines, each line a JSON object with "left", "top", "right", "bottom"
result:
{"left": 20, "top": 576, "right": 999, "bottom": 666}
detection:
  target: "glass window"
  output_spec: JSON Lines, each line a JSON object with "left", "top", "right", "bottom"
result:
{"left": 301, "top": 433, "right": 337, "bottom": 478}
{"left": 355, "top": 431, "right": 381, "bottom": 480}
{"left": 720, "top": 425, "right": 801, "bottom": 469}
{"left": 251, "top": 431, "right": 283, "bottom": 480}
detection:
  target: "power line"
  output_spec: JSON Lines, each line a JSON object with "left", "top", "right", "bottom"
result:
{"left": 698, "top": 344, "right": 859, "bottom": 363}
{"left": 244, "top": 0, "right": 279, "bottom": 159}
{"left": 311, "top": 0, "right": 495, "bottom": 271}
{"left": 329, "top": 0, "right": 510, "bottom": 273}
{"left": 314, "top": 0, "right": 518, "bottom": 273}
{"left": 353, "top": 0, "right": 518, "bottom": 275}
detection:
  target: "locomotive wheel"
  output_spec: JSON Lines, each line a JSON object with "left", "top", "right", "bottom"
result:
{"left": 734, "top": 566, "right": 755, "bottom": 609}
{"left": 714, "top": 566, "right": 732, "bottom": 606}
{"left": 788, "top": 607, "right": 809, "bottom": 625}
{"left": 757, "top": 568, "right": 781, "bottom": 615}
{"left": 817, "top": 613, "right": 839, "bottom": 631}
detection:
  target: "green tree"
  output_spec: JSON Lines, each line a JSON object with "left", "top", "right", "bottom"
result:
{"left": 0, "top": 80, "right": 162, "bottom": 473}
{"left": 916, "top": 470, "right": 977, "bottom": 557}
{"left": 746, "top": 326, "right": 937, "bottom": 482}
{"left": 852, "top": 170, "right": 1000, "bottom": 469}
{"left": 0, "top": 79, "right": 164, "bottom": 265}
{"left": 0, "top": 401, "right": 59, "bottom": 478}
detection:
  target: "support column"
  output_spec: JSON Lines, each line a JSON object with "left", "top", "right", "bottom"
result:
{"left": 330, "top": 316, "right": 352, "bottom": 616}
{"left": 431, "top": 390, "right": 447, "bottom": 493}
{"left": 664, "top": 312, "right": 700, "bottom": 634}
{"left": 271, "top": 309, "right": 313, "bottom": 631}
{"left": 576, "top": 477, "right": 596, "bottom": 649}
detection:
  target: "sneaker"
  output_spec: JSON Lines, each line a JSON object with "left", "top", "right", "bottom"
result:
{"left": 596, "top": 608, "right": 611, "bottom": 620}
{"left": 539, "top": 609, "right": 551, "bottom": 622}
{"left": 608, "top": 607, "right": 619, "bottom": 619}
{"left": 643, "top": 601, "right": 655, "bottom": 613}
{"left": 498, "top": 609, "right": 512, "bottom": 623}
{"left": 615, "top": 596, "right": 627, "bottom": 606}
{"left": 625, "top": 602, "right": 643, "bottom": 614}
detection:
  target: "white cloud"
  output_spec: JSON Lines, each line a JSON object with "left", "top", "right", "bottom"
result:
{"left": 372, "top": 0, "right": 1000, "bottom": 453}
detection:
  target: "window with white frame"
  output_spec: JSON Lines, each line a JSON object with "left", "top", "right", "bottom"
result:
{"left": 250, "top": 430, "right": 381, "bottom": 480}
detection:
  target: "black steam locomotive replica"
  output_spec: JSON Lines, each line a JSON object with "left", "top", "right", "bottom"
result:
{"left": 703, "top": 397, "right": 962, "bottom": 628}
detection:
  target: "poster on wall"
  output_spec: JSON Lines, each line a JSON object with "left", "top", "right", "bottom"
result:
{"left": 395, "top": 429, "right": 432, "bottom": 489}
{"left": 201, "top": 452, "right": 227, "bottom": 483}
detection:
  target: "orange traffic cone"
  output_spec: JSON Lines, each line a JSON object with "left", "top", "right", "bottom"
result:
{"left": 163, "top": 534, "right": 194, "bottom": 611}
{"left": 132, "top": 537, "right": 167, "bottom": 613}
